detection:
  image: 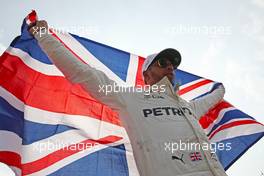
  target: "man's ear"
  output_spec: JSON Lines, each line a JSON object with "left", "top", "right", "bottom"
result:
{"left": 143, "top": 71, "right": 149, "bottom": 84}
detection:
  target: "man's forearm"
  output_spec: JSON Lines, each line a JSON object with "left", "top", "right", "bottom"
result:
{"left": 34, "top": 31, "right": 125, "bottom": 110}
{"left": 190, "top": 84, "right": 225, "bottom": 119}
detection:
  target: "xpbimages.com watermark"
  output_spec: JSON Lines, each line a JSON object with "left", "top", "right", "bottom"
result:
{"left": 164, "top": 24, "right": 232, "bottom": 37}
{"left": 30, "top": 25, "right": 99, "bottom": 37}
{"left": 164, "top": 140, "right": 231, "bottom": 154}
{"left": 33, "top": 140, "right": 99, "bottom": 153}
{"left": 98, "top": 83, "right": 166, "bottom": 95}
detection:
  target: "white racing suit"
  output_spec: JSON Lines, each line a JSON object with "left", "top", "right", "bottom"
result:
{"left": 35, "top": 33, "right": 228, "bottom": 176}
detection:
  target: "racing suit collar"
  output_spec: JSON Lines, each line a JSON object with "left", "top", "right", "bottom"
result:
{"left": 153, "top": 76, "right": 179, "bottom": 99}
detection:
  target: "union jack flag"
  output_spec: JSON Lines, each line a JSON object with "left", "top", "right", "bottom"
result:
{"left": 189, "top": 152, "right": 202, "bottom": 161}
{"left": 0, "top": 11, "right": 263, "bottom": 176}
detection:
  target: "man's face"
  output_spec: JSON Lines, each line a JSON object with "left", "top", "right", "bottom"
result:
{"left": 143, "top": 58, "right": 175, "bottom": 85}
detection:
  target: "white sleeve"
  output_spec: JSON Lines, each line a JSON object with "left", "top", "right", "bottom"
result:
{"left": 34, "top": 32, "right": 125, "bottom": 111}
{"left": 189, "top": 83, "right": 225, "bottom": 120}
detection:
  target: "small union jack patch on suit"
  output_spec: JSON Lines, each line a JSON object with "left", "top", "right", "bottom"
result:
{"left": 189, "top": 152, "right": 203, "bottom": 161}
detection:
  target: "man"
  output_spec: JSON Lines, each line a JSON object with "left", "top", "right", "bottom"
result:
{"left": 29, "top": 21, "right": 227, "bottom": 176}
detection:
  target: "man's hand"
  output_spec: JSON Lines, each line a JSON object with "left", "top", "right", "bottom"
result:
{"left": 28, "top": 20, "right": 48, "bottom": 36}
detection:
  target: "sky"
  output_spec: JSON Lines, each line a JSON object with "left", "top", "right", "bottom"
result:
{"left": 0, "top": 0, "right": 263, "bottom": 175}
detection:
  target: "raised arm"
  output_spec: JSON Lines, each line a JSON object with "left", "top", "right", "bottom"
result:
{"left": 189, "top": 83, "right": 225, "bottom": 120}
{"left": 30, "top": 21, "right": 125, "bottom": 110}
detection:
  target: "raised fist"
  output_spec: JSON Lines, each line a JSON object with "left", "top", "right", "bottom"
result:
{"left": 28, "top": 20, "right": 49, "bottom": 36}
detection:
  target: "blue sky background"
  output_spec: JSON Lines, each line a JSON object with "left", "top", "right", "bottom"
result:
{"left": 0, "top": 0, "right": 263, "bottom": 175}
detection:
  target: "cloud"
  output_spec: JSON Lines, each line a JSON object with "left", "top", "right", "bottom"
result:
{"left": 224, "top": 58, "right": 264, "bottom": 122}
{"left": 252, "top": 0, "right": 264, "bottom": 8}
{"left": 192, "top": 37, "right": 264, "bottom": 123}
{"left": 240, "top": 5, "right": 264, "bottom": 44}
{"left": 241, "top": 13, "right": 264, "bottom": 40}
{"left": 0, "top": 28, "right": 4, "bottom": 38}
{"left": 191, "top": 38, "right": 227, "bottom": 81}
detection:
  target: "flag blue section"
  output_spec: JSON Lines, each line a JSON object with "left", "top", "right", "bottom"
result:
{"left": 216, "top": 132, "right": 264, "bottom": 170}
{"left": 0, "top": 96, "right": 75, "bottom": 145}
{"left": 175, "top": 70, "right": 202, "bottom": 86}
{"left": 48, "top": 144, "right": 129, "bottom": 176}
{"left": 72, "top": 34, "right": 131, "bottom": 82}
{"left": 10, "top": 36, "right": 53, "bottom": 64}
